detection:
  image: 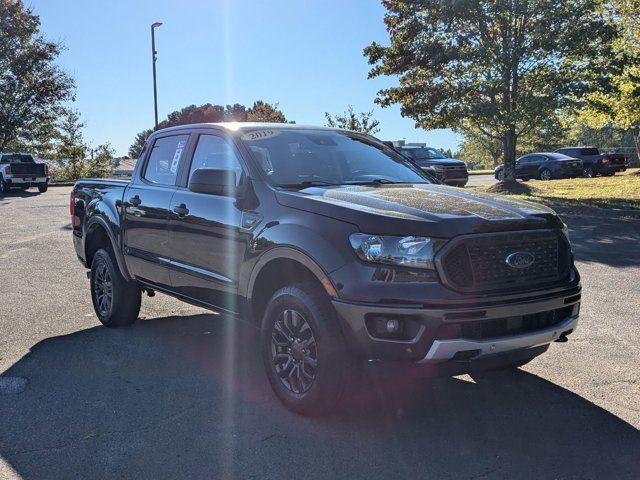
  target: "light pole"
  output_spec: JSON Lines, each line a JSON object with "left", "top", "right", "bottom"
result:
{"left": 151, "top": 22, "right": 163, "bottom": 129}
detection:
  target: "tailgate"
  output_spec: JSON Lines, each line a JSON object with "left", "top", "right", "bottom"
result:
{"left": 10, "top": 163, "right": 46, "bottom": 177}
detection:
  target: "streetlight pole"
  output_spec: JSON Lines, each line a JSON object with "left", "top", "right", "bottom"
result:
{"left": 151, "top": 22, "right": 163, "bottom": 129}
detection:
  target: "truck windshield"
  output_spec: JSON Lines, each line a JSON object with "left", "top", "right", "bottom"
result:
{"left": 238, "top": 128, "right": 435, "bottom": 187}
{"left": 403, "top": 147, "right": 447, "bottom": 160}
{"left": 2, "top": 154, "right": 34, "bottom": 163}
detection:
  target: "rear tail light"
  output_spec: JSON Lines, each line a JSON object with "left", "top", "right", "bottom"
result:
{"left": 45, "top": 164, "right": 50, "bottom": 176}
{"left": 3, "top": 165, "right": 9, "bottom": 175}
{"left": 70, "top": 191, "right": 76, "bottom": 228}
{"left": 602, "top": 156, "right": 610, "bottom": 164}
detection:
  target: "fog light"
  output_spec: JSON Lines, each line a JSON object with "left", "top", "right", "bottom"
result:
{"left": 386, "top": 319, "right": 400, "bottom": 333}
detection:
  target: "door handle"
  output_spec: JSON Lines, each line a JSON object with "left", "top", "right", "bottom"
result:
{"left": 173, "top": 204, "right": 189, "bottom": 217}
{"left": 129, "top": 195, "right": 141, "bottom": 207}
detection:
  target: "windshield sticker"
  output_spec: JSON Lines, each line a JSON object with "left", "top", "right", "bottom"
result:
{"left": 177, "top": 139, "right": 187, "bottom": 149}
{"left": 170, "top": 148, "right": 183, "bottom": 174}
{"left": 241, "top": 130, "right": 280, "bottom": 142}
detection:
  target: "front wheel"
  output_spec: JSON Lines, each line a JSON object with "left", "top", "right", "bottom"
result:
{"left": 90, "top": 248, "right": 141, "bottom": 327}
{"left": 0, "top": 179, "right": 8, "bottom": 196}
{"left": 495, "top": 169, "right": 504, "bottom": 181}
{"left": 261, "top": 285, "right": 348, "bottom": 415}
{"left": 539, "top": 168, "right": 552, "bottom": 181}
{"left": 583, "top": 166, "right": 595, "bottom": 178}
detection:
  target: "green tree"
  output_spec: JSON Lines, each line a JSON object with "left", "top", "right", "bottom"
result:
{"left": 128, "top": 129, "right": 153, "bottom": 159}
{"left": 247, "top": 101, "right": 287, "bottom": 123}
{"left": 129, "top": 101, "right": 291, "bottom": 158}
{"left": 324, "top": 106, "right": 380, "bottom": 134}
{"left": 55, "top": 110, "right": 86, "bottom": 181}
{"left": 0, "top": 0, "right": 74, "bottom": 151}
{"left": 577, "top": 0, "right": 640, "bottom": 162}
{"left": 85, "top": 143, "right": 115, "bottom": 178}
{"left": 364, "top": 0, "right": 617, "bottom": 186}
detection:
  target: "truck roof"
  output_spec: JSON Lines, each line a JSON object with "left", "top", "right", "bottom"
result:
{"left": 153, "top": 122, "right": 347, "bottom": 135}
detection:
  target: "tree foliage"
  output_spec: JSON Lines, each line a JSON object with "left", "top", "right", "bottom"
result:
{"left": 365, "top": 0, "right": 617, "bottom": 183}
{"left": 324, "top": 106, "right": 380, "bottom": 134}
{"left": 128, "top": 101, "right": 290, "bottom": 158}
{"left": 0, "top": 0, "right": 74, "bottom": 151}
{"left": 52, "top": 110, "right": 113, "bottom": 181}
{"left": 577, "top": 0, "right": 640, "bottom": 160}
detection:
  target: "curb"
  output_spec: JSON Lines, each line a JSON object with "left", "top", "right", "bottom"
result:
{"left": 552, "top": 205, "right": 640, "bottom": 218}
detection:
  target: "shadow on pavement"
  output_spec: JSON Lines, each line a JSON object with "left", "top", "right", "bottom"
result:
{"left": 563, "top": 213, "right": 640, "bottom": 267}
{"left": 1, "top": 313, "right": 638, "bottom": 479}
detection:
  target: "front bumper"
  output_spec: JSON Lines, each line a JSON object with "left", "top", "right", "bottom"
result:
{"left": 332, "top": 286, "right": 580, "bottom": 365}
{"left": 419, "top": 315, "right": 578, "bottom": 362}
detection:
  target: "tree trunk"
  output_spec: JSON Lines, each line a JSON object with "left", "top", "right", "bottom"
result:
{"left": 503, "top": 129, "right": 517, "bottom": 181}
{"left": 633, "top": 125, "right": 640, "bottom": 166}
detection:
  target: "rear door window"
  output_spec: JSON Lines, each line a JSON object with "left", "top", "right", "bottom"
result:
{"left": 143, "top": 135, "right": 189, "bottom": 186}
{"left": 580, "top": 148, "right": 599, "bottom": 156}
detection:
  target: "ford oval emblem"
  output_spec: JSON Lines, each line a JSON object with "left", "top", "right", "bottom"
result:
{"left": 505, "top": 251, "right": 535, "bottom": 269}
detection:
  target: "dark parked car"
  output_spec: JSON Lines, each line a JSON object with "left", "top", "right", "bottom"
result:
{"left": 71, "top": 123, "right": 581, "bottom": 415}
{"left": 494, "top": 153, "right": 583, "bottom": 181}
{"left": 554, "top": 147, "right": 629, "bottom": 178}
{"left": 398, "top": 146, "right": 468, "bottom": 187}
{"left": 0, "top": 153, "right": 50, "bottom": 195}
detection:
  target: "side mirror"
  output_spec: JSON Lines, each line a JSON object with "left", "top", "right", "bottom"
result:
{"left": 189, "top": 168, "right": 237, "bottom": 196}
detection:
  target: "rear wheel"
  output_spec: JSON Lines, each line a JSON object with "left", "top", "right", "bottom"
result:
{"left": 539, "top": 168, "right": 552, "bottom": 181}
{"left": 495, "top": 169, "right": 504, "bottom": 181}
{"left": 0, "top": 179, "right": 8, "bottom": 196}
{"left": 90, "top": 248, "right": 141, "bottom": 328}
{"left": 261, "top": 284, "right": 348, "bottom": 415}
{"left": 37, "top": 184, "right": 48, "bottom": 193}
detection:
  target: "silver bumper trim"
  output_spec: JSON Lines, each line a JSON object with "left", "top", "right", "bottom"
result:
{"left": 418, "top": 315, "right": 579, "bottom": 363}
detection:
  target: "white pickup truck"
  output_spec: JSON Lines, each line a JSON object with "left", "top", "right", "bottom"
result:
{"left": 0, "top": 153, "right": 50, "bottom": 195}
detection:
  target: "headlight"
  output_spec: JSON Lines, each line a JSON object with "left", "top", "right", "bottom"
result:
{"left": 349, "top": 234, "right": 440, "bottom": 270}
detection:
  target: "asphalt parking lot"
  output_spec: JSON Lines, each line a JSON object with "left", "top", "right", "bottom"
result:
{"left": 1, "top": 186, "right": 639, "bottom": 479}
{"left": 466, "top": 173, "right": 497, "bottom": 186}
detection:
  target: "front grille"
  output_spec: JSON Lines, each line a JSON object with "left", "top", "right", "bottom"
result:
{"left": 436, "top": 305, "right": 575, "bottom": 340}
{"left": 439, "top": 230, "right": 571, "bottom": 293}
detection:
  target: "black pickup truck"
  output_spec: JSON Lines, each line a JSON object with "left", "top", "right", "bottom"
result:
{"left": 554, "top": 147, "right": 629, "bottom": 177}
{"left": 71, "top": 123, "right": 581, "bottom": 414}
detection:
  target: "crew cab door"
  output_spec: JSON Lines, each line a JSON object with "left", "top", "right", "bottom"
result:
{"left": 123, "top": 133, "right": 191, "bottom": 289}
{"left": 167, "top": 132, "right": 248, "bottom": 312}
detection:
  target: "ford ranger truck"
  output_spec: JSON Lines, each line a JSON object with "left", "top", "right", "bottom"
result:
{"left": 71, "top": 123, "right": 581, "bottom": 415}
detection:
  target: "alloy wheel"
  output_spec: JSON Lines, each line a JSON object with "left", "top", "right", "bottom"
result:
{"left": 584, "top": 167, "right": 594, "bottom": 178}
{"left": 94, "top": 262, "right": 113, "bottom": 317}
{"left": 540, "top": 169, "right": 552, "bottom": 181}
{"left": 271, "top": 309, "right": 318, "bottom": 394}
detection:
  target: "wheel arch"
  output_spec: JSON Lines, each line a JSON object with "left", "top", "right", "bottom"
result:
{"left": 246, "top": 248, "right": 337, "bottom": 325}
{"left": 84, "top": 216, "right": 132, "bottom": 281}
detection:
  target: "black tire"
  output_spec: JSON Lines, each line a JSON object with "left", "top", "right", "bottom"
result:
{"left": 37, "top": 184, "right": 48, "bottom": 193}
{"left": 583, "top": 166, "right": 595, "bottom": 178}
{"left": 90, "top": 248, "right": 141, "bottom": 328}
{"left": 495, "top": 169, "right": 504, "bottom": 181}
{"left": 522, "top": 177, "right": 530, "bottom": 182}
{"left": 539, "top": 168, "right": 552, "bottom": 181}
{"left": 0, "top": 179, "right": 8, "bottom": 196}
{"left": 261, "top": 284, "right": 348, "bottom": 415}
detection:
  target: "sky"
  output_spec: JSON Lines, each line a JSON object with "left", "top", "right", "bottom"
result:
{"left": 29, "top": 0, "right": 461, "bottom": 157}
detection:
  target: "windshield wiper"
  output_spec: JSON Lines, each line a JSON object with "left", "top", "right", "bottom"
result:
{"left": 344, "top": 178, "right": 400, "bottom": 185}
{"left": 277, "top": 180, "right": 341, "bottom": 189}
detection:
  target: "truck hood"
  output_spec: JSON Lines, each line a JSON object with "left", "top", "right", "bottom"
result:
{"left": 275, "top": 183, "right": 562, "bottom": 237}
{"left": 420, "top": 158, "right": 465, "bottom": 167}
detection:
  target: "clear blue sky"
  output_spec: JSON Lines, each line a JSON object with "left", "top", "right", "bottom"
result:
{"left": 30, "top": 0, "right": 461, "bottom": 157}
